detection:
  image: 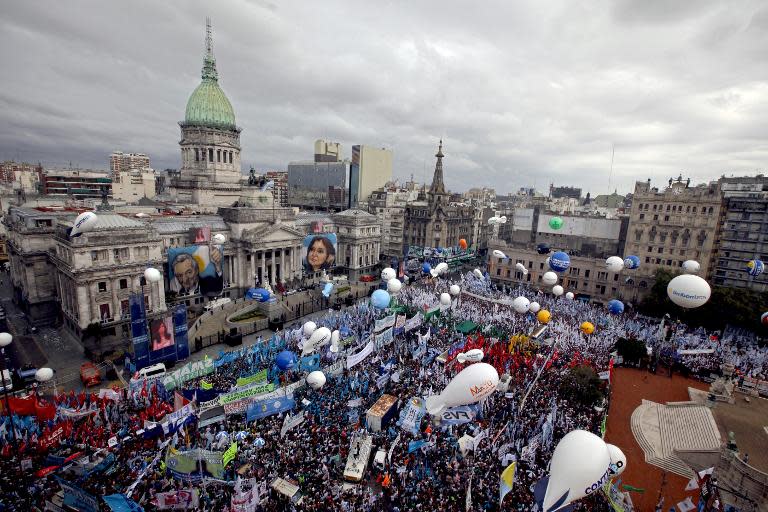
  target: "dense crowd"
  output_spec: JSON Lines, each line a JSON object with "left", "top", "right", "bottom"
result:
{"left": 0, "top": 270, "right": 765, "bottom": 511}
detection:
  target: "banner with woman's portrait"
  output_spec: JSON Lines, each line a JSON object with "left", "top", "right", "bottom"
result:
{"left": 301, "top": 233, "right": 337, "bottom": 274}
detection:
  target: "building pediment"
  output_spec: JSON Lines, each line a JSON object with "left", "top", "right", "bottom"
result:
{"left": 241, "top": 222, "right": 304, "bottom": 246}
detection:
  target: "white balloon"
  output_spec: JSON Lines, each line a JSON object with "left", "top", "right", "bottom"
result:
{"left": 381, "top": 267, "right": 396, "bottom": 282}
{"left": 303, "top": 321, "right": 317, "bottom": 337}
{"left": 499, "top": 216, "right": 507, "bottom": 223}
{"left": 542, "top": 271, "right": 558, "bottom": 286}
{"left": 488, "top": 217, "right": 499, "bottom": 225}
{"left": 35, "top": 367, "right": 54, "bottom": 382}
{"left": 492, "top": 250, "right": 507, "bottom": 259}
{"left": 331, "top": 330, "right": 340, "bottom": 346}
{"left": 212, "top": 233, "right": 226, "bottom": 244}
{"left": 473, "top": 268, "right": 483, "bottom": 279}
{"left": 515, "top": 262, "right": 526, "bottom": 273}
{"left": 387, "top": 278, "right": 402, "bottom": 293}
{"left": 543, "top": 430, "right": 612, "bottom": 512}
{"left": 682, "top": 260, "right": 700, "bottom": 274}
{"left": 303, "top": 327, "right": 332, "bottom": 355}
{"left": 529, "top": 302, "right": 541, "bottom": 313}
{"left": 552, "top": 285, "right": 564, "bottom": 296}
{"left": 430, "top": 269, "right": 439, "bottom": 278}
{"left": 606, "top": 256, "right": 624, "bottom": 272}
{"left": 456, "top": 349, "right": 484, "bottom": 364}
{"left": 606, "top": 444, "right": 627, "bottom": 477}
{"left": 667, "top": 274, "right": 711, "bottom": 308}
{"left": 440, "top": 292, "right": 452, "bottom": 306}
{"left": 425, "top": 363, "right": 499, "bottom": 415}
{"left": 512, "top": 296, "right": 530, "bottom": 314}
{"left": 565, "top": 292, "right": 575, "bottom": 300}
{"left": 144, "top": 267, "right": 162, "bottom": 283}
{"left": 70, "top": 211, "right": 98, "bottom": 236}
{"left": 436, "top": 262, "right": 449, "bottom": 274}
{"left": 306, "top": 371, "right": 327, "bottom": 390}
{"left": 134, "top": 212, "right": 149, "bottom": 218}
{"left": 449, "top": 284, "right": 461, "bottom": 296}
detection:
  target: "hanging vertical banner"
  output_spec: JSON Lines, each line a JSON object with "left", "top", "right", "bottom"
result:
{"left": 129, "top": 292, "right": 150, "bottom": 370}
{"left": 173, "top": 304, "right": 190, "bottom": 361}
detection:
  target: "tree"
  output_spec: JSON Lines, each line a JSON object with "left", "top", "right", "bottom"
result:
{"left": 559, "top": 365, "right": 604, "bottom": 406}
{"left": 82, "top": 322, "right": 104, "bottom": 359}
{"left": 615, "top": 337, "right": 647, "bottom": 364}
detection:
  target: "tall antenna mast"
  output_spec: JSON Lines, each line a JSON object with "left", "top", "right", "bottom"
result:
{"left": 205, "top": 17, "right": 213, "bottom": 57}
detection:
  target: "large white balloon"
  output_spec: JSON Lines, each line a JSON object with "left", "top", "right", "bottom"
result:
{"left": 449, "top": 284, "right": 461, "bottom": 296}
{"left": 543, "top": 430, "right": 612, "bottom": 512}
{"left": 144, "top": 267, "right": 162, "bottom": 283}
{"left": 515, "top": 262, "right": 527, "bottom": 274}
{"left": 492, "top": 250, "right": 507, "bottom": 259}
{"left": 606, "top": 256, "right": 624, "bottom": 272}
{"left": 529, "top": 301, "right": 541, "bottom": 313}
{"left": 606, "top": 444, "right": 627, "bottom": 477}
{"left": 381, "top": 267, "right": 396, "bottom": 282}
{"left": 387, "top": 278, "right": 402, "bottom": 293}
{"left": 303, "top": 327, "right": 332, "bottom": 355}
{"left": 682, "top": 260, "right": 700, "bottom": 274}
{"left": 212, "top": 233, "right": 226, "bottom": 244}
{"left": 565, "top": 292, "right": 575, "bottom": 300}
{"left": 456, "top": 349, "right": 484, "bottom": 364}
{"left": 435, "top": 262, "right": 449, "bottom": 275}
{"left": 542, "top": 271, "right": 558, "bottom": 286}
{"left": 473, "top": 268, "right": 484, "bottom": 279}
{"left": 425, "top": 363, "right": 499, "bottom": 415}
{"left": 70, "top": 211, "right": 98, "bottom": 236}
{"left": 512, "top": 296, "right": 530, "bottom": 314}
{"left": 331, "top": 330, "right": 340, "bottom": 346}
{"left": 440, "top": 292, "right": 452, "bottom": 306}
{"left": 303, "top": 321, "right": 317, "bottom": 337}
{"left": 306, "top": 371, "right": 327, "bottom": 390}
{"left": 552, "top": 285, "right": 564, "bottom": 297}
{"left": 667, "top": 274, "right": 711, "bottom": 308}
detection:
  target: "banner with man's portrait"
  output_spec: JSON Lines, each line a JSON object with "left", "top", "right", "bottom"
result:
{"left": 301, "top": 233, "right": 337, "bottom": 274}
{"left": 168, "top": 245, "right": 224, "bottom": 296}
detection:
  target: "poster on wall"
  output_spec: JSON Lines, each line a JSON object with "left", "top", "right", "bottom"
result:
{"left": 168, "top": 245, "right": 224, "bottom": 296}
{"left": 189, "top": 226, "right": 211, "bottom": 244}
{"left": 150, "top": 317, "right": 175, "bottom": 351}
{"left": 301, "top": 233, "right": 337, "bottom": 273}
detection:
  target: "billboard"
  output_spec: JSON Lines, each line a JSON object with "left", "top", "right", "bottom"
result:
{"left": 168, "top": 245, "right": 224, "bottom": 296}
{"left": 189, "top": 226, "right": 211, "bottom": 244}
{"left": 150, "top": 316, "right": 175, "bottom": 352}
{"left": 301, "top": 233, "right": 337, "bottom": 273}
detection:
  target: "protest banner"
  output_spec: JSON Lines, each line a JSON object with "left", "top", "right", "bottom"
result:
{"left": 155, "top": 489, "right": 200, "bottom": 510}
{"left": 55, "top": 478, "right": 99, "bottom": 512}
{"left": 235, "top": 369, "right": 268, "bottom": 389}
{"left": 347, "top": 340, "right": 374, "bottom": 370}
{"left": 162, "top": 358, "right": 215, "bottom": 391}
{"left": 245, "top": 397, "right": 295, "bottom": 422}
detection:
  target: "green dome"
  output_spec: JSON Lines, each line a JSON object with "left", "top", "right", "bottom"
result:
{"left": 184, "top": 78, "right": 236, "bottom": 130}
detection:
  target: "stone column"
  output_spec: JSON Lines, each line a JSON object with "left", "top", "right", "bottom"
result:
{"left": 111, "top": 279, "right": 119, "bottom": 320}
{"left": 250, "top": 251, "right": 256, "bottom": 286}
{"left": 280, "top": 249, "right": 285, "bottom": 283}
{"left": 77, "top": 284, "right": 90, "bottom": 328}
{"left": 261, "top": 251, "right": 266, "bottom": 286}
{"left": 271, "top": 250, "right": 277, "bottom": 286}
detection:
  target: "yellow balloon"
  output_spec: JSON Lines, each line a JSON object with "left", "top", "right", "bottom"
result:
{"left": 580, "top": 321, "right": 595, "bottom": 335}
{"left": 537, "top": 310, "right": 551, "bottom": 324}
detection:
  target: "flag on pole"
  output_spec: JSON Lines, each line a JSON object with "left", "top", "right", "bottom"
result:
{"left": 499, "top": 461, "right": 517, "bottom": 506}
{"left": 684, "top": 477, "right": 699, "bottom": 491}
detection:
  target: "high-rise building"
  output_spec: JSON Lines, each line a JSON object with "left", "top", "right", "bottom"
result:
{"left": 314, "top": 140, "right": 342, "bottom": 163}
{"left": 550, "top": 185, "right": 582, "bottom": 200}
{"left": 625, "top": 177, "right": 723, "bottom": 283}
{"left": 265, "top": 171, "right": 288, "bottom": 206}
{"left": 170, "top": 19, "right": 244, "bottom": 207}
{"left": 287, "top": 160, "right": 350, "bottom": 211}
{"left": 369, "top": 185, "right": 419, "bottom": 258}
{"left": 41, "top": 169, "right": 112, "bottom": 199}
{"left": 109, "top": 151, "right": 150, "bottom": 177}
{"left": 349, "top": 145, "right": 393, "bottom": 208}
{"left": 714, "top": 175, "right": 768, "bottom": 292}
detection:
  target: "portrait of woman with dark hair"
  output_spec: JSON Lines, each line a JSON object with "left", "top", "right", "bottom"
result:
{"left": 303, "top": 235, "right": 336, "bottom": 272}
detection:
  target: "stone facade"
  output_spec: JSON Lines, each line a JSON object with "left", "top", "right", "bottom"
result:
{"left": 333, "top": 209, "right": 381, "bottom": 280}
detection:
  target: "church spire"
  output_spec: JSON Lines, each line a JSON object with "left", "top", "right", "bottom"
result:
{"left": 201, "top": 17, "right": 219, "bottom": 81}
{"left": 429, "top": 139, "right": 447, "bottom": 197}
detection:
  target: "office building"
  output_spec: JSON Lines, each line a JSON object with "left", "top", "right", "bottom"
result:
{"left": 349, "top": 145, "right": 393, "bottom": 208}
{"left": 550, "top": 185, "right": 582, "bottom": 200}
{"left": 109, "top": 151, "right": 150, "bottom": 178}
{"left": 265, "top": 171, "right": 289, "bottom": 207}
{"left": 314, "top": 140, "right": 342, "bottom": 163}
{"left": 287, "top": 160, "right": 350, "bottom": 210}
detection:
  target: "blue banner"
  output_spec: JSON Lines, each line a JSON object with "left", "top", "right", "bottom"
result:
{"left": 104, "top": 494, "right": 144, "bottom": 512}
{"left": 440, "top": 405, "right": 478, "bottom": 425}
{"left": 130, "top": 293, "right": 150, "bottom": 369}
{"left": 246, "top": 397, "right": 296, "bottom": 422}
{"left": 56, "top": 477, "right": 100, "bottom": 512}
{"left": 173, "top": 304, "right": 190, "bottom": 361}
{"left": 408, "top": 440, "right": 427, "bottom": 453}
{"left": 299, "top": 354, "right": 320, "bottom": 372}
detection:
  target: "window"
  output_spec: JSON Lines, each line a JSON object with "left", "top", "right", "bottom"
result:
{"left": 98, "top": 281, "right": 107, "bottom": 293}
{"left": 119, "top": 278, "right": 128, "bottom": 289}
{"left": 113, "top": 247, "right": 129, "bottom": 261}
{"left": 667, "top": 259, "right": 672, "bottom": 265}
{"left": 653, "top": 214, "right": 659, "bottom": 221}
{"left": 666, "top": 205, "right": 670, "bottom": 211}
{"left": 496, "top": 268, "right": 501, "bottom": 276}
{"left": 584, "top": 269, "right": 590, "bottom": 278}
{"left": 708, "top": 207, "right": 714, "bottom": 214}
{"left": 657, "top": 247, "right": 663, "bottom": 254}
{"left": 120, "top": 299, "right": 130, "bottom": 316}
{"left": 645, "top": 256, "right": 651, "bottom": 263}
{"left": 664, "top": 215, "right": 669, "bottom": 221}
{"left": 217, "top": 149, "right": 221, "bottom": 162}
{"left": 614, "top": 274, "right": 619, "bottom": 281}
{"left": 639, "top": 213, "right": 645, "bottom": 220}
{"left": 598, "top": 271, "right": 608, "bottom": 280}
{"left": 647, "top": 246, "right": 653, "bottom": 252}
{"left": 195, "top": 149, "right": 199, "bottom": 162}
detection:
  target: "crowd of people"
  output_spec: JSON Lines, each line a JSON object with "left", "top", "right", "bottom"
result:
{"left": 0, "top": 269, "right": 765, "bottom": 511}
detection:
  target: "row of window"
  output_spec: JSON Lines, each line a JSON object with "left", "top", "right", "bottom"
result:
{"left": 637, "top": 202, "right": 715, "bottom": 214}
{"left": 91, "top": 246, "right": 149, "bottom": 263}
{"left": 189, "top": 147, "right": 234, "bottom": 164}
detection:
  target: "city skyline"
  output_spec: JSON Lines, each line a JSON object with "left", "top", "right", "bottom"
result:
{"left": 1, "top": 0, "right": 766, "bottom": 196}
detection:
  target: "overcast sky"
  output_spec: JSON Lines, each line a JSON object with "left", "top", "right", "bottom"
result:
{"left": 1, "top": 0, "right": 766, "bottom": 195}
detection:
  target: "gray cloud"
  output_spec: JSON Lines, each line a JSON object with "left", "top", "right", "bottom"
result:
{"left": 1, "top": 0, "right": 766, "bottom": 195}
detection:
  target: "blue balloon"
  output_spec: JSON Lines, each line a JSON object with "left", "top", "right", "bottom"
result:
{"left": 422, "top": 262, "right": 432, "bottom": 274}
{"left": 549, "top": 251, "right": 571, "bottom": 272}
{"left": 246, "top": 288, "right": 270, "bottom": 302}
{"left": 275, "top": 351, "right": 296, "bottom": 371}
{"left": 747, "top": 259, "right": 764, "bottom": 277}
{"left": 623, "top": 255, "right": 640, "bottom": 270}
{"left": 371, "top": 289, "right": 391, "bottom": 309}
{"left": 322, "top": 282, "right": 334, "bottom": 298}
{"left": 607, "top": 299, "right": 625, "bottom": 314}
